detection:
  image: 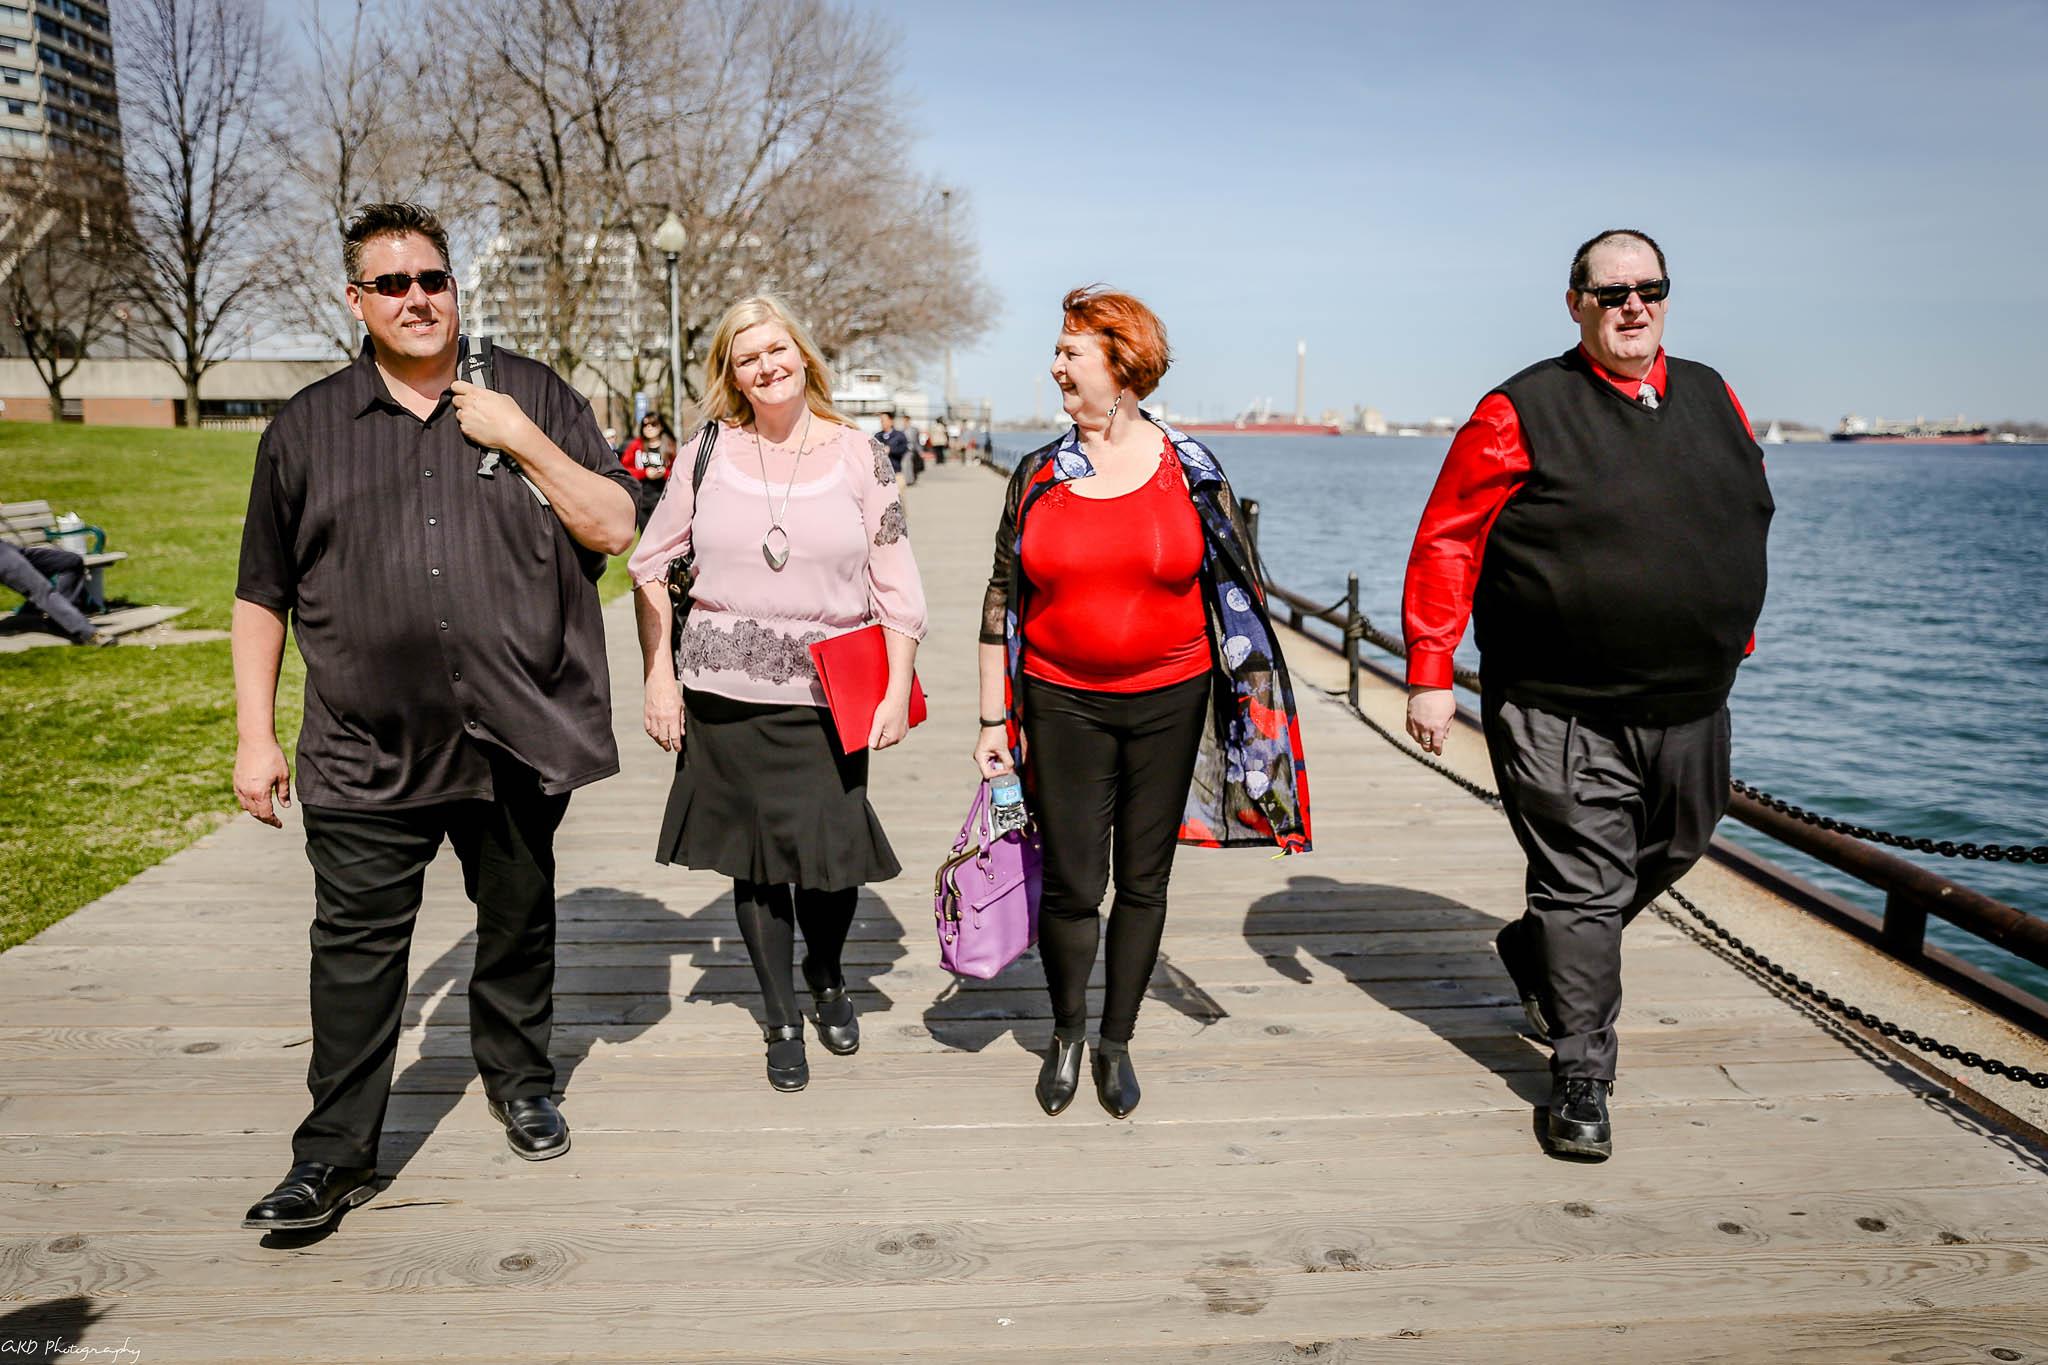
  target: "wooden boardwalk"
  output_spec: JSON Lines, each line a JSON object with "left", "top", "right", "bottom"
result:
{"left": 6, "top": 460, "right": 2048, "bottom": 1362}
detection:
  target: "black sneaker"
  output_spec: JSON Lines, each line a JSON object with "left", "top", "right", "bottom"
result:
{"left": 1544, "top": 1076, "right": 1613, "bottom": 1159}
{"left": 1495, "top": 918, "right": 1554, "bottom": 1042}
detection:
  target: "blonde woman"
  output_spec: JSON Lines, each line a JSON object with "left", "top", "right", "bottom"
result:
{"left": 629, "top": 296, "right": 926, "bottom": 1092}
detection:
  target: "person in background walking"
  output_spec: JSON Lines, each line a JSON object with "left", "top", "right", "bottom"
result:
{"left": 0, "top": 539, "right": 113, "bottom": 645}
{"left": 876, "top": 409, "right": 911, "bottom": 480}
{"left": 975, "top": 286, "right": 1312, "bottom": 1121}
{"left": 232, "top": 201, "right": 637, "bottom": 1233}
{"left": 621, "top": 413, "right": 677, "bottom": 529}
{"left": 1402, "top": 228, "right": 1772, "bottom": 1160}
{"left": 929, "top": 419, "right": 950, "bottom": 466}
{"left": 630, "top": 294, "right": 926, "bottom": 1093}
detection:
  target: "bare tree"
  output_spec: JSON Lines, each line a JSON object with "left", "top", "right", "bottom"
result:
{"left": 267, "top": 0, "right": 459, "bottom": 358}
{"left": 118, "top": 0, "right": 279, "bottom": 426}
{"left": 1, "top": 153, "right": 134, "bottom": 413}
{"left": 644, "top": 0, "right": 994, "bottom": 400}
{"left": 428, "top": 0, "right": 673, "bottom": 380}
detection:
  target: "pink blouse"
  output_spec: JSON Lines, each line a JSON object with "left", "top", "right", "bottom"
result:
{"left": 628, "top": 421, "right": 927, "bottom": 707}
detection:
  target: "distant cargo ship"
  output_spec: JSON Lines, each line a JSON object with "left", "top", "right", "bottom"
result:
{"left": 1832, "top": 414, "right": 1989, "bottom": 444}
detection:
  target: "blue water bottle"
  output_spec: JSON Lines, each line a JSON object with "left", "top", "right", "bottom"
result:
{"left": 989, "top": 772, "right": 1028, "bottom": 834}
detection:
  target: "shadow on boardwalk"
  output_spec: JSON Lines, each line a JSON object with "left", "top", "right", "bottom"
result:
{"left": 1244, "top": 873, "right": 1551, "bottom": 1110}
{"left": 921, "top": 943, "right": 1232, "bottom": 1056}
{"left": 377, "top": 883, "right": 908, "bottom": 1176}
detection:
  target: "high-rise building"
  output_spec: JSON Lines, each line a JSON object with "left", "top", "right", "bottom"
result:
{"left": 0, "top": 0, "right": 121, "bottom": 169}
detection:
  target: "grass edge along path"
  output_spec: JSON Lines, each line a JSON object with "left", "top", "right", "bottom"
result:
{"left": 0, "top": 422, "right": 638, "bottom": 951}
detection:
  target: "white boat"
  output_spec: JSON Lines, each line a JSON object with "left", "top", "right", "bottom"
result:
{"left": 1761, "top": 421, "right": 1786, "bottom": 445}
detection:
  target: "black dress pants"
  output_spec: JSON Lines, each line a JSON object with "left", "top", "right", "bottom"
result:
{"left": 1022, "top": 673, "right": 1210, "bottom": 1044}
{"left": 1483, "top": 693, "right": 1731, "bottom": 1083}
{"left": 294, "top": 754, "right": 571, "bottom": 1167}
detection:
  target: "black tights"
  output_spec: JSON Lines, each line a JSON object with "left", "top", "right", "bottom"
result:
{"left": 732, "top": 880, "right": 858, "bottom": 1030}
{"left": 1022, "top": 674, "right": 1209, "bottom": 1044}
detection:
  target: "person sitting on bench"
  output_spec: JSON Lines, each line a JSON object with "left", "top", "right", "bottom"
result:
{"left": 0, "top": 540, "right": 114, "bottom": 646}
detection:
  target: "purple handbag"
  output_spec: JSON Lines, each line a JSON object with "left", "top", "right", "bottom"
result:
{"left": 933, "top": 780, "right": 1041, "bottom": 979}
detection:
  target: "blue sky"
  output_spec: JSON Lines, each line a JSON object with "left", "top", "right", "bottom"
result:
{"left": 856, "top": 0, "right": 2048, "bottom": 426}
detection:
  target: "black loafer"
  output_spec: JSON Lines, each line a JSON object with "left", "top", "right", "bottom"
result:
{"left": 1091, "top": 1042, "right": 1141, "bottom": 1120}
{"left": 1035, "top": 1035, "right": 1085, "bottom": 1116}
{"left": 1495, "top": 918, "right": 1555, "bottom": 1041}
{"left": 241, "top": 1160, "right": 377, "bottom": 1231}
{"left": 488, "top": 1095, "right": 571, "bottom": 1161}
{"left": 803, "top": 960, "right": 860, "bottom": 1056}
{"left": 765, "top": 1023, "right": 809, "bottom": 1092}
{"left": 1545, "top": 1076, "right": 1613, "bottom": 1159}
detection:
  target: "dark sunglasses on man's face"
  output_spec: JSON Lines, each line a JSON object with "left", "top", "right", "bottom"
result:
{"left": 1580, "top": 277, "right": 1670, "bottom": 309}
{"left": 351, "top": 269, "right": 455, "bottom": 298}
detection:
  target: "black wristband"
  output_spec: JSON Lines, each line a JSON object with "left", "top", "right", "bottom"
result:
{"left": 978, "top": 716, "right": 1006, "bottom": 728}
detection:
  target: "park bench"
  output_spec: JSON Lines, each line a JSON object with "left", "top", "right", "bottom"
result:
{"left": 2, "top": 499, "right": 127, "bottom": 611}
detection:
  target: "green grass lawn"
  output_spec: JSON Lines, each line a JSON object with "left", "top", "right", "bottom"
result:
{"left": 1, "top": 422, "right": 636, "bottom": 951}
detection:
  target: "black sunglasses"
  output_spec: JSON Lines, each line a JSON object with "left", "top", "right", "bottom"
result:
{"left": 1580, "top": 277, "right": 1670, "bottom": 309}
{"left": 351, "top": 269, "right": 455, "bottom": 298}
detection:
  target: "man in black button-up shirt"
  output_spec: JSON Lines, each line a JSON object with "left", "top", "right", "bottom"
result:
{"left": 231, "top": 203, "right": 636, "bottom": 1233}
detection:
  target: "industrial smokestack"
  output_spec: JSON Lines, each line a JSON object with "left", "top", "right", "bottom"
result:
{"left": 1294, "top": 340, "right": 1306, "bottom": 424}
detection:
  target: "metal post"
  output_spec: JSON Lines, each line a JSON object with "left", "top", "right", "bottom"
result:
{"left": 1241, "top": 498, "right": 1260, "bottom": 554}
{"left": 665, "top": 251, "right": 683, "bottom": 439}
{"left": 1345, "top": 572, "right": 1360, "bottom": 711}
{"left": 1881, "top": 889, "right": 1929, "bottom": 960}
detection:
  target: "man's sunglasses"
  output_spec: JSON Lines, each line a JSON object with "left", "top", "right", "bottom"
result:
{"left": 350, "top": 270, "right": 455, "bottom": 298}
{"left": 1579, "top": 277, "right": 1670, "bottom": 309}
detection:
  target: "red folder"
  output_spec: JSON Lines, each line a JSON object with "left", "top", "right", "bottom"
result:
{"left": 809, "top": 624, "right": 927, "bottom": 753}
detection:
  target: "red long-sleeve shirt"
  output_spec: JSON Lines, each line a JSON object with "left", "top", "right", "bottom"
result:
{"left": 1402, "top": 346, "right": 1755, "bottom": 690}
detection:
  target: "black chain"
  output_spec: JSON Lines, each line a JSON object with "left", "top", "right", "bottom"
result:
{"left": 1344, "top": 698, "right": 2048, "bottom": 1091}
{"left": 1282, "top": 576, "right": 2041, "bottom": 860}
{"left": 1731, "top": 780, "right": 2048, "bottom": 866}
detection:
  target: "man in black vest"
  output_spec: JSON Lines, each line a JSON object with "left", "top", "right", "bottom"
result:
{"left": 231, "top": 202, "right": 638, "bottom": 1231}
{"left": 1401, "top": 228, "right": 1772, "bottom": 1159}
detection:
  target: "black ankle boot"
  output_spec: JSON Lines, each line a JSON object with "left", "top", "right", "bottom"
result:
{"left": 763, "top": 1022, "right": 808, "bottom": 1093}
{"left": 803, "top": 959, "right": 859, "bottom": 1056}
{"left": 1545, "top": 1076, "right": 1613, "bottom": 1159}
{"left": 1035, "top": 1034, "right": 1085, "bottom": 1115}
{"left": 1092, "top": 1040, "right": 1140, "bottom": 1119}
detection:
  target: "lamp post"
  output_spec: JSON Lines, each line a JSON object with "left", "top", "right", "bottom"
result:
{"left": 940, "top": 188, "right": 955, "bottom": 424}
{"left": 652, "top": 211, "right": 689, "bottom": 441}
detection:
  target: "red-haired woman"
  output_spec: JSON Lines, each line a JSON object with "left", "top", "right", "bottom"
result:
{"left": 974, "top": 287, "right": 1312, "bottom": 1120}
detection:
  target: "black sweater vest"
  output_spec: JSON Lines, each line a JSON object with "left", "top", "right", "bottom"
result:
{"left": 1474, "top": 349, "right": 1773, "bottom": 725}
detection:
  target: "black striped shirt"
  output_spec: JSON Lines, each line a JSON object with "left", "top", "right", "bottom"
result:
{"left": 236, "top": 340, "right": 635, "bottom": 810}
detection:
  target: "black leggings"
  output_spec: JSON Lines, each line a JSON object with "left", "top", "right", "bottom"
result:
{"left": 1022, "top": 673, "right": 1210, "bottom": 1044}
{"left": 733, "top": 880, "right": 858, "bottom": 1030}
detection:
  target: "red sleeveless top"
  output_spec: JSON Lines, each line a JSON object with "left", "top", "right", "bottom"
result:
{"left": 1020, "top": 440, "right": 1211, "bottom": 693}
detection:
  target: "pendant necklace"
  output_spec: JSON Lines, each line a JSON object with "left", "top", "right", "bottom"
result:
{"left": 753, "top": 406, "right": 813, "bottom": 571}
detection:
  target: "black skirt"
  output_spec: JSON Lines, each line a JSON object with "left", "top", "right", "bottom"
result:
{"left": 656, "top": 687, "right": 900, "bottom": 891}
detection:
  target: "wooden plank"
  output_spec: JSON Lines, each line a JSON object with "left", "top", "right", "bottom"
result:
{"left": 10, "top": 1244, "right": 2048, "bottom": 1360}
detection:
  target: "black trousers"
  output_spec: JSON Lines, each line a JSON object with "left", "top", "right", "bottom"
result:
{"left": 1022, "top": 673, "right": 1209, "bottom": 1043}
{"left": 1483, "top": 693, "right": 1730, "bottom": 1082}
{"left": 294, "top": 753, "right": 570, "bottom": 1166}
{"left": 0, "top": 541, "right": 95, "bottom": 640}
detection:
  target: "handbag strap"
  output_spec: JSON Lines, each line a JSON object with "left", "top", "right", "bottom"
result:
{"left": 690, "top": 420, "right": 717, "bottom": 498}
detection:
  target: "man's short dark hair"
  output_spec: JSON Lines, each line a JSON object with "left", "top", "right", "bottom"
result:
{"left": 1569, "top": 229, "right": 1666, "bottom": 293}
{"left": 880, "top": 409, "right": 896, "bottom": 419}
{"left": 343, "top": 202, "right": 451, "bottom": 281}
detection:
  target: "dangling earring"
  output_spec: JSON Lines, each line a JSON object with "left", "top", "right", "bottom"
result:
{"left": 1104, "top": 393, "right": 1122, "bottom": 430}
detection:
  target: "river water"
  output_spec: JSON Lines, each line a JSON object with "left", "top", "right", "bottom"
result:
{"left": 990, "top": 432, "right": 2048, "bottom": 997}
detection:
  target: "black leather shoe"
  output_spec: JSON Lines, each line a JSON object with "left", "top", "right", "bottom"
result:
{"left": 1495, "top": 918, "right": 1555, "bottom": 1041}
{"left": 764, "top": 1022, "right": 809, "bottom": 1092}
{"left": 241, "top": 1160, "right": 377, "bottom": 1231}
{"left": 1035, "top": 1035, "right": 1085, "bottom": 1116}
{"left": 1092, "top": 1042, "right": 1141, "bottom": 1120}
{"left": 803, "top": 960, "right": 860, "bottom": 1056}
{"left": 488, "top": 1095, "right": 570, "bottom": 1161}
{"left": 1545, "top": 1076, "right": 1613, "bottom": 1159}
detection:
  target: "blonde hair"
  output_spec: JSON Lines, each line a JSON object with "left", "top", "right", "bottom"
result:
{"left": 699, "top": 295, "right": 852, "bottom": 428}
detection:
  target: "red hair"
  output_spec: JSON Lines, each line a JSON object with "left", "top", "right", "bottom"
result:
{"left": 1061, "top": 286, "right": 1171, "bottom": 399}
